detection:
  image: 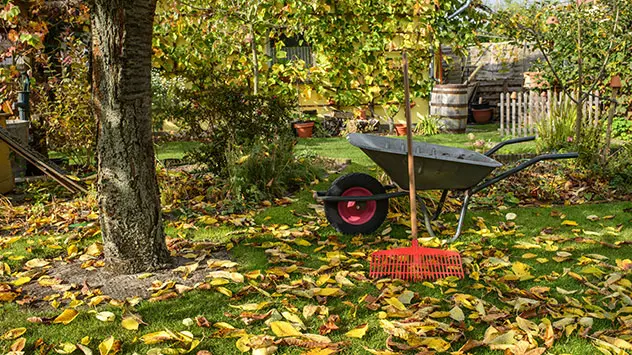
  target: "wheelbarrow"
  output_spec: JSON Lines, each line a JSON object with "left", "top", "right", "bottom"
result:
{"left": 315, "top": 133, "right": 578, "bottom": 241}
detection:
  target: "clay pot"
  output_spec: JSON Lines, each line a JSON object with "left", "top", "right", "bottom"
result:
{"left": 471, "top": 108, "right": 493, "bottom": 124}
{"left": 293, "top": 121, "right": 315, "bottom": 138}
{"left": 394, "top": 124, "right": 407, "bottom": 136}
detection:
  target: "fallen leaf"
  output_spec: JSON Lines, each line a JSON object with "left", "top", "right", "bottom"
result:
{"left": 53, "top": 309, "right": 79, "bottom": 325}
{"left": 345, "top": 324, "right": 368, "bottom": 338}
{"left": 270, "top": 321, "right": 302, "bottom": 337}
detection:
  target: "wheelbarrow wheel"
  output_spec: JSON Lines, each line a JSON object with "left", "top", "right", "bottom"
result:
{"left": 325, "top": 173, "right": 388, "bottom": 235}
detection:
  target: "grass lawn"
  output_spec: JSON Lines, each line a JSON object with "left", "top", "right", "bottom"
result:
{"left": 1, "top": 127, "right": 631, "bottom": 354}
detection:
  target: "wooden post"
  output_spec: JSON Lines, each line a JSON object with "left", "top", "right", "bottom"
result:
{"left": 402, "top": 51, "right": 418, "bottom": 242}
{"left": 511, "top": 92, "right": 517, "bottom": 137}
{"left": 499, "top": 92, "right": 505, "bottom": 137}
{"left": 518, "top": 92, "right": 524, "bottom": 135}
{"left": 506, "top": 92, "right": 511, "bottom": 137}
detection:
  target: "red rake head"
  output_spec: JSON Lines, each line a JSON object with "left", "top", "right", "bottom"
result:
{"left": 369, "top": 246, "right": 464, "bottom": 281}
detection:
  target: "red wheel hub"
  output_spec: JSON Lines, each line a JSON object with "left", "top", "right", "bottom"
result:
{"left": 337, "top": 187, "right": 377, "bottom": 225}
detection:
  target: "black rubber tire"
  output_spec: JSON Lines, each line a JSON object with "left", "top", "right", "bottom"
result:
{"left": 324, "top": 173, "right": 388, "bottom": 235}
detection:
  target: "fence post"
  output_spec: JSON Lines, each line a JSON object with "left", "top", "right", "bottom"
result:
{"left": 511, "top": 92, "right": 517, "bottom": 137}
{"left": 517, "top": 92, "right": 523, "bottom": 137}
{"left": 499, "top": 92, "right": 505, "bottom": 138}
{"left": 505, "top": 92, "right": 511, "bottom": 137}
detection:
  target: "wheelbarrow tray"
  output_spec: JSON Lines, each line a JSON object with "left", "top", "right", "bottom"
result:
{"left": 348, "top": 133, "right": 502, "bottom": 190}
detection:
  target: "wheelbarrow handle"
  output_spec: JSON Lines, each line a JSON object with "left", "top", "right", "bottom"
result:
{"left": 472, "top": 152, "right": 578, "bottom": 193}
{"left": 485, "top": 136, "right": 536, "bottom": 157}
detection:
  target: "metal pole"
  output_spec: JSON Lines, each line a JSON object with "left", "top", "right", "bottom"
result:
{"left": 402, "top": 51, "right": 418, "bottom": 243}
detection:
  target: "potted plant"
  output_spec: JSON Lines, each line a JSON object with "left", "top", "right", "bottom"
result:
{"left": 293, "top": 120, "right": 315, "bottom": 138}
{"left": 394, "top": 123, "right": 407, "bottom": 136}
{"left": 470, "top": 102, "right": 493, "bottom": 124}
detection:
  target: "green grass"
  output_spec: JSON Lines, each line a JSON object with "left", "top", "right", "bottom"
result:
{"left": 2, "top": 126, "right": 631, "bottom": 354}
{"left": 296, "top": 124, "right": 537, "bottom": 168}
{"left": 155, "top": 141, "right": 203, "bottom": 161}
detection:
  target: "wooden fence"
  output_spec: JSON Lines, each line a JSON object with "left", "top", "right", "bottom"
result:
{"left": 498, "top": 90, "right": 601, "bottom": 137}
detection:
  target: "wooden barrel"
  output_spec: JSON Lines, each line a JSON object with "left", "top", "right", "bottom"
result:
{"left": 430, "top": 84, "right": 468, "bottom": 133}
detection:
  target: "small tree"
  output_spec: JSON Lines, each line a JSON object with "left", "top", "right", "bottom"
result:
{"left": 494, "top": 0, "right": 630, "bottom": 141}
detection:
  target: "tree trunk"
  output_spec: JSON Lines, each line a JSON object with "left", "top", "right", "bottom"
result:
{"left": 91, "top": 0, "right": 171, "bottom": 273}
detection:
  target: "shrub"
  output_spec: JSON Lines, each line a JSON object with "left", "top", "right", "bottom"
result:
{"left": 415, "top": 115, "right": 440, "bottom": 136}
{"left": 184, "top": 86, "right": 294, "bottom": 175}
{"left": 39, "top": 57, "right": 95, "bottom": 169}
{"left": 612, "top": 116, "right": 632, "bottom": 141}
{"left": 535, "top": 99, "right": 576, "bottom": 153}
{"left": 224, "top": 137, "right": 321, "bottom": 203}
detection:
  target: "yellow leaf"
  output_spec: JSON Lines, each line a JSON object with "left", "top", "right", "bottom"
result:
{"left": 521, "top": 253, "right": 537, "bottom": 259}
{"left": 141, "top": 330, "right": 174, "bottom": 345}
{"left": 216, "top": 286, "right": 233, "bottom": 297}
{"left": 53, "top": 309, "right": 79, "bottom": 325}
{"left": 121, "top": 317, "right": 140, "bottom": 331}
{"left": 237, "top": 155, "right": 250, "bottom": 164}
{"left": 85, "top": 243, "right": 103, "bottom": 257}
{"left": 385, "top": 297, "right": 406, "bottom": 311}
{"left": 25, "top": 258, "right": 50, "bottom": 268}
{"left": 450, "top": 306, "right": 465, "bottom": 321}
{"left": 270, "top": 321, "right": 302, "bottom": 337}
{"left": 10, "top": 337, "right": 26, "bottom": 352}
{"left": 313, "top": 288, "right": 343, "bottom": 297}
{"left": 67, "top": 244, "right": 78, "bottom": 256}
{"left": 56, "top": 342, "right": 77, "bottom": 354}
{"left": 2, "top": 327, "right": 26, "bottom": 340}
{"left": 13, "top": 276, "right": 31, "bottom": 286}
{"left": 98, "top": 336, "right": 118, "bottom": 355}
{"left": 95, "top": 311, "right": 116, "bottom": 322}
{"left": 561, "top": 220, "right": 578, "bottom": 226}
{"left": 199, "top": 216, "right": 218, "bottom": 225}
{"left": 345, "top": 323, "right": 368, "bottom": 338}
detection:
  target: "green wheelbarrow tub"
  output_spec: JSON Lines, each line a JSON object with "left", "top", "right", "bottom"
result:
{"left": 347, "top": 133, "right": 503, "bottom": 190}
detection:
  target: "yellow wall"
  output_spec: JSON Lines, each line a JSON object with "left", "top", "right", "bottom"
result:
{"left": 0, "top": 114, "right": 15, "bottom": 194}
{"left": 298, "top": 87, "right": 430, "bottom": 124}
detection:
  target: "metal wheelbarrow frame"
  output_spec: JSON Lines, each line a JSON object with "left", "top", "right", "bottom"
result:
{"left": 315, "top": 133, "right": 578, "bottom": 241}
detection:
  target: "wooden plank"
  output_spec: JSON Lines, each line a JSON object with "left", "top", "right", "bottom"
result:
{"left": 506, "top": 92, "right": 511, "bottom": 137}
{"left": 518, "top": 92, "right": 523, "bottom": 137}
{"left": 511, "top": 93, "right": 517, "bottom": 137}
{"left": 499, "top": 93, "right": 505, "bottom": 137}
{"left": 0, "top": 126, "right": 87, "bottom": 194}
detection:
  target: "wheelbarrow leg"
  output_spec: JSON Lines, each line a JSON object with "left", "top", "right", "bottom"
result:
{"left": 450, "top": 190, "right": 472, "bottom": 242}
{"left": 416, "top": 195, "right": 437, "bottom": 239}
{"left": 432, "top": 190, "right": 449, "bottom": 221}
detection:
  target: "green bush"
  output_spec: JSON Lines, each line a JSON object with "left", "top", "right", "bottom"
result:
{"left": 184, "top": 86, "right": 294, "bottom": 175}
{"left": 224, "top": 137, "right": 321, "bottom": 203}
{"left": 414, "top": 115, "right": 440, "bottom": 136}
{"left": 535, "top": 99, "right": 576, "bottom": 153}
{"left": 39, "top": 58, "right": 95, "bottom": 169}
{"left": 605, "top": 143, "right": 632, "bottom": 192}
{"left": 612, "top": 116, "right": 632, "bottom": 141}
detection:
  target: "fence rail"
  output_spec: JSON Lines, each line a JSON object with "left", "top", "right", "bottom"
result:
{"left": 498, "top": 90, "right": 601, "bottom": 137}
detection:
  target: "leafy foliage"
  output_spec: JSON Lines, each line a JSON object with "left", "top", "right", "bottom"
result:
{"left": 184, "top": 85, "right": 294, "bottom": 175}
{"left": 414, "top": 115, "right": 440, "bottom": 136}
{"left": 153, "top": 0, "right": 486, "bottom": 112}
{"left": 535, "top": 99, "right": 577, "bottom": 153}
{"left": 39, "top": 45, "right": 94, "bottom": 168}
{"left": 225, "top": 137, "right": 321, "bottom": 203}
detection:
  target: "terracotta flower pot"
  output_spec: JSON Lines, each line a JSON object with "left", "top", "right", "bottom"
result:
{"left": 294, "top": 122, "right": 315, "bottom": 138}
{"left": 471, "top": 108, "right": 493, "bottom": 124}
{"left": 394, "top": 124, "right": 407, "bottom": 136}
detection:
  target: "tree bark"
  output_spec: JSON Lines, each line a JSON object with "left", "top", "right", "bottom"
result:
{"left": 91, "top": 0, "right": 171, "bottom": 273}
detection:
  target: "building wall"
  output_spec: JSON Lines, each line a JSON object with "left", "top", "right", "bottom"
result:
{"left": 442, "top": 42, "right": 543, "bottom": 108}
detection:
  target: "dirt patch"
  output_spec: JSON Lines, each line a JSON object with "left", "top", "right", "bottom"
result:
{"left": 21, "top": 249, "right": 232, "bottom": 305}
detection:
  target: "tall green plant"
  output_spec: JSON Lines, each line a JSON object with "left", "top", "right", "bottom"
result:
{"left": 535, "top": 99, "right": 577, "bottom": 153}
